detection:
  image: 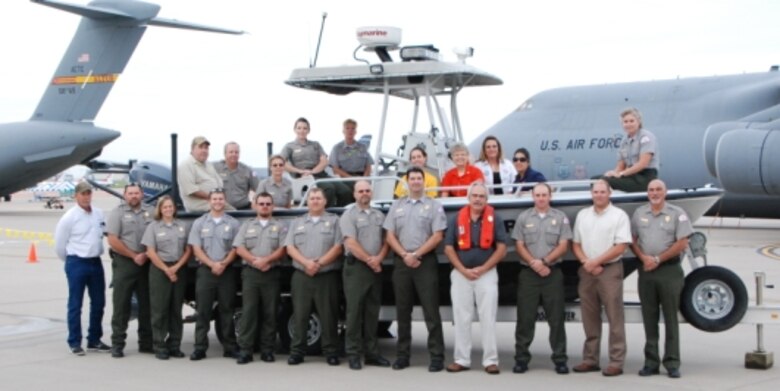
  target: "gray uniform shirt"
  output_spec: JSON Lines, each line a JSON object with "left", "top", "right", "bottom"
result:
{"left": 444, "top": 212, "right": 508, "bottom": 268}
{"left": 512, "top": 207, "right": 572, "bottom": 266}
{"left": 256, "top": 177, "right": 293, "bottom": 207}
{"left": 141, "top": 219, "right": 189, "bottom": 263}
{"left": 340, "top": 205, "right": 385, "bottom": 256}
{"left": 618, "top": 128, "right": 659, "bottom": 170}
{"left": 329, "top": 141, "right": 374, "bottom": 174}
{"left": 285, "top": 213, "right": 342, "bottom": 273}
{"left": 188, "top": 213, "right": 241, "bottom": 264}
{"left": 214, "top": 160, "right": 259, "bottom": 209}
{"left": 233, "top": 218, "right": 288, "bottom": 266}
{"left": 106, "top": 203, "right": 155, "bottom": 253}
{"left": 631, "top": 203, "right": 693, "bottom": 256}
{"left": 383, "top": 197, "right": 447, "bottom": 252}
{"left": 280, "top": 140, "right": 327, "bottom": 171}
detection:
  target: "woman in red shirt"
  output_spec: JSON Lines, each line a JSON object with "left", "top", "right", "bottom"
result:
{"left": 441, "top": 143, "right": 484, "bottom": 197}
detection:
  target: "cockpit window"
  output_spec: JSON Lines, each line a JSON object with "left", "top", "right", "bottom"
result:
{"left": 517, "top": 99, "right": 533, "bottom": 111}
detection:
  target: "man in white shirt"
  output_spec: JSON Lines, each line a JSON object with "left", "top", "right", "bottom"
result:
{"left": 571, "top": 179, "right": 632, "bottom": 377}
{"left": 55, "top": 181, "right": 111, "bottom": 356}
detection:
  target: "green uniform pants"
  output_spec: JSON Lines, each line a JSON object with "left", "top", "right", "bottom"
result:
{"left": 515, "top": 266, "right": 567, "bottom": 365}
{"left": 343, "top": 257, "right": 382, "bottom": 359}
{"left": 638, "top": 260, "right": 684, "bottom": 370}
{"left": 290, "top": 270, "right": 340, "bottom": 357}
{"left": 393, "top": 253, "right": 444, "bottom": 362}
{"left": 110, "top": 254, "right": 152, "bottom": 350}
{"left": 238, "top": 266, "right": 280, "bottom": 355}
{"left": 193, "top": 265, "right": 238, "bottom": 352}
{"left": 149, "top": 263, "right": 187, "bottom": 353}
{"left": 600, "top": 169, "right": 658, "bottom": 193}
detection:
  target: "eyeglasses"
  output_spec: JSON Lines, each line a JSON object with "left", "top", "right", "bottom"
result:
{"left": 256, "top": 202, "right": 272, "bottom": 206}
{"left": 271, "top": 163, "right": 284, "bottom": 167}
{"left": 513, "top": 157, "right": 528, "bottom": 163}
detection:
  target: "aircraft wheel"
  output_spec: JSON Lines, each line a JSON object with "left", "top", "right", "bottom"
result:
{"left": 680, "top": 266, "right": 747, "bottom": 332}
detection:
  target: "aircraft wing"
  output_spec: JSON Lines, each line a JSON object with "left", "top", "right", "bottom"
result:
{"left": 148, "top": 17, "right": 244, "bottom": 35}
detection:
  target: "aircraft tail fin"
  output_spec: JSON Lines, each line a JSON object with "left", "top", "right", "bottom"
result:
{"left": 30, "top": 0, "right": 242, "bottom": 122}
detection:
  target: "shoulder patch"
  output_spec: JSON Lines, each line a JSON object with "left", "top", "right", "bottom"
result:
{"left": 640, "top": 136, "right": 651, "bottom": 144}
{"left": 679, "top": 214, "right": 688, "bottom": 222}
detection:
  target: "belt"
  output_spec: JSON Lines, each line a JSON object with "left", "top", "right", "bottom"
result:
{"left": 660, "top": 255, "right": 681, "bottom": 267}
{"left": 66, "top": 255, "right": 101, "bottom": 262}
{"left": 347, "top": 171, "right": 364, "bottom": 176}
{"left": 639, "top": 168, "right": 658, "bottom": 176}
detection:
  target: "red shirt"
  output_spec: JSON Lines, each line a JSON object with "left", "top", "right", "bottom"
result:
{"left": 441, "top": 165, "right": 484, "bottom": 197}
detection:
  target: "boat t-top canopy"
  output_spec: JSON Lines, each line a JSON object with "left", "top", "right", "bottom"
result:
{"left": 284, "top": 26, "right": 503, "bottom": 180}
{"left": 285, "top": 61, "right": 502, "bottom": 99}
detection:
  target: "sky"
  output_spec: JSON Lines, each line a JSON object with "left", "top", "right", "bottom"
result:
{"left": 1, "top": 0, "right": 779, "bottom": 170}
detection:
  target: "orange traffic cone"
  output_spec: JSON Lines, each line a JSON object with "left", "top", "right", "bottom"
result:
{"left": 27, "top": 242, "right": 38, "bottom": 264}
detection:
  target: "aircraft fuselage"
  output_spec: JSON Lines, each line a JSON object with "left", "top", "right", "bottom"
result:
{"left": 475, "top": 71, "right": 780, "bottom": 218}
{"left": 0, "top": 121, "right": 119, "bottom": 196}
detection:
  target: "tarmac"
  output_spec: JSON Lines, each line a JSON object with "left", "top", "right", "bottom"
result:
{"left": 0, "top": 191, "right": 778, "bottom": 390}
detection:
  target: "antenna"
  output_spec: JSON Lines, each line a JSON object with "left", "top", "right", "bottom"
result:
{"left": 311, "top": 12, "right": 328, "bottom": 68}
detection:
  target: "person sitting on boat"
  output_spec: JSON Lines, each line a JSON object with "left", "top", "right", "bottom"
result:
{"left": 441, "top": 143, "right": 484, "bottom": 197}
{"left": 394, "top": 146, "right": 439, "bottom": 199}
{"left": 255, "top": 155, "right": 293, "bottom": 208}
{"left": 473, "top": 136, "right": 516, "bottom": 195}
{"left": 512, "top": 148, "right": 547, "bottom": 193}
{"left": 329, "top": 118, "right": 373, "bottom": 192}
{"left": 280, "top": 117, "right": 353, "bottom": 207}
{"left": 599, "top": 107, "right": 659, "bottom": 192}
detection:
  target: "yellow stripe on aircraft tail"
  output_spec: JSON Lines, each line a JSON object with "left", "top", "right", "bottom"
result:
{"left": 51, "top": 73, "right": 119, "bottom": 85}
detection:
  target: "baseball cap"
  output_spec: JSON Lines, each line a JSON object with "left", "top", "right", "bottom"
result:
{"left": 191, "top": 136, "right": 211, "bottom": 148}
{"left": 75, "top": 181, "right": 93, "bottom": 194}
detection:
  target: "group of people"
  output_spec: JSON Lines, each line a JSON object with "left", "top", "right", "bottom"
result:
{"left": 177, "top": 116, "right": 559, "bottom": 212}
{"left": 55, "top": 107, "right": 686, "bottom": 377}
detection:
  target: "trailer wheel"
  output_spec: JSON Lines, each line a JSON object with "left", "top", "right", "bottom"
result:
{"left": 278, "top": 300, "right": 322, "bottom": 355}
{"left": 680, "top": 266, "right": 747, "bottom": 332}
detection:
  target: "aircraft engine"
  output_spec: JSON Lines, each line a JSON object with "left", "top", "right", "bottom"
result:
{"left": 705, "top": 124, "right": 780, "bottom": 195}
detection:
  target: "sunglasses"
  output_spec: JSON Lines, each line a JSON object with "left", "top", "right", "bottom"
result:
{"left": 256, "top": 202, "right": 272, "bottom": 206}
{"left": 271, "top": 163, "right": 284, "bottom": 167}
{"left": 513, "top": 157, "right": 528, "bottom": 163}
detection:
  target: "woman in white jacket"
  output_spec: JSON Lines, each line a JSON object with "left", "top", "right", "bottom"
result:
{"left": 474, "top": 136, "right": 516, "bottom": 195}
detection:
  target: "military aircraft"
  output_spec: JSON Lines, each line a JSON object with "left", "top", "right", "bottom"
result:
{"left": 473, "top": 69, "right": 780, "bottom": 218}
{"left": 0, "top": 0, "right": 241, "bottom": 201}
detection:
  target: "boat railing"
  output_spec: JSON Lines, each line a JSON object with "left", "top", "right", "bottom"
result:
{"left": 296, "top": 175, "right": 403, "bottom": 206}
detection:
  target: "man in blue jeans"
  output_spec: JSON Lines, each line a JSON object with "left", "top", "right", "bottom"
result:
{"left": 54, "top": 181, "right": 111, "bottom": 355}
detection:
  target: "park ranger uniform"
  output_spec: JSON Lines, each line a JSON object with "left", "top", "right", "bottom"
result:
{"left": 280, "top": 139, "right": 351, "bottom": 207}
{"left": 382, "top": 196, "right": 447, "bottom": 364}
{"left": 188, "top": 213, "right": 241, "bottom": 356}
{"left": 141, "top": 219, "right": 189, "bottom": 355}
{"left": 340, "top": 205, "right": 385, "bottom": 361}
{"left": 256, "top": 177, "right": 293, "bottom": 208}
{"left": 631, "top": 203, "right": 693, "bottom": 372}
{"left": 608, "top": 129, "right": 659, "bottom": 192}
{"left": 233, "top": 218, "right": 288, "bottom": 357}
{"left": 285, "top": 212, "right": 343, "bottom": 358}
{"left": 214, "top": 160, "right": 259, "bottom": 210}
{"left": 107, "top": 202, "right": 154, "bottom": 352}
{"left": 512, "top": 207, "right": 572, "bottom": 367}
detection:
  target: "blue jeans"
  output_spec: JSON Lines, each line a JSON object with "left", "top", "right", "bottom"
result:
{"left": 64, "top": 256, "right": 106, "bottom": 347}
